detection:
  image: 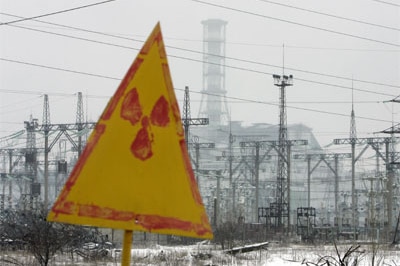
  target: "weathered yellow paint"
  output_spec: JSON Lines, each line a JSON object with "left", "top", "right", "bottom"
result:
{"left": 47, "top": 22, "right": 213, "bottom": 239}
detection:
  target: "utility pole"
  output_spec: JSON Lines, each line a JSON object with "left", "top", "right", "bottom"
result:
{"left": 240, "top": 139, "right": 307, "bottom": 226}
{"left": 24, "top": 116, "right": 39, "bottom": 209}
{"left": 6, "top": 149, "right": 13, "bottom": 209}
{"left": 42, "top": 95, "right": 50, "bottom": 209}
{"left": 256, "top": 139, "right": 307, "bottom": 232}
{"left": 38, "top": 93, "right": 95, "bottom": 208}
{"left": 188, "top": 136, "right": 214, "bottom": 184}
{"left": 239, "top": 140, "right": 272, "bottom": 222}
{"left": 363, "top": 175, "right": 380, "bottom": 241}
{"left": 2, "top": 94, "right": 95, "bottom": 210}
{"left": 350, "top": 88, "right": 357, "bottom": 241}
{"left": 199, "top": 169, "right": 223, "bottom": 227}
{"left": 215, "top": 170, "right": 221, "bottom": 227}
{"left": 182, "top": 86, "right": 210, "bottom": 186}
{"left": 393, "top": 210, "right": 400, "bottom": 244}
{"left": 226, "top": 132, "right": 235, "bottom": 186}
{"left": 76, "top": 92, "right": 85, "bottom": 157}
{"left": 334, "top": 136, "right": 399, "bottom": 241}
{"left": 380, "top": 117, "right": 400, "bottom": 240}
{"left": 293, "top": 153, "right": 351, "bottom": 220}
{"left": 0, "top": 148, "right": 26, "bottom": 209}
{"left": 221, "top": 129, "right": 236, "bottom": 221}
{"left": 216, "top": 151, "right": 258, "bottom": 221}
{"left": 182, "top": 86, "right": 209, "bottom": 149}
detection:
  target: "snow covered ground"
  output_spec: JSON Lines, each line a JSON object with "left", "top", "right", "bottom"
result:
{"left": 109, "top": 242, "right": 399, "bottom": 266}
{"left": 1, "top": 242, "right": 399, "bottom": 265}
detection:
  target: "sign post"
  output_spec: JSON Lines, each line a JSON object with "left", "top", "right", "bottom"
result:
{"left": 121, "top": 230, "right": 133, "bottom": 265}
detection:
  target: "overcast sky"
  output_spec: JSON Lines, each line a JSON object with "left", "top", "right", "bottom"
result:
{"left": 1, "top": 0, "right": 399, "bottom": 147}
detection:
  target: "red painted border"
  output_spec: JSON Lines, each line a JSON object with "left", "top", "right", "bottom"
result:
{"left": 50, "top": 23, "right": 212, "bottom": 237}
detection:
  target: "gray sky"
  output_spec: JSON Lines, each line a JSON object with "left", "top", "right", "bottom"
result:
{"left": 1, "top": 0, "right": 399, "bottom": 147}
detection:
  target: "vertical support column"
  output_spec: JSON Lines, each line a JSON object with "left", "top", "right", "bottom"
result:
{"left": 194, "top": 143, "right": 200, "bottom": 184}
{"left": 334, "top": 155, "right": 339, "bottom": 225}
{"left": 228, "top": 133, "right": 234, "bottom": 185}
{"left": 287, "top": 144, "right": 291, "bottom": 234}
{"left": 385, "top": 141, "right": 393, "bottom": 240}
{"left": 254, "top": 143, "right": 260, "bottom": 223}
{"left": 76, "top": 92, "right": 84, "bottom": 157}
{"left": 7, "top": 150, "right": 12, "bottom": 209}
{"left": 183, "top": 86, "right": 190, "bottom": 148}
{"left": 215, "top": 171, "right": 221, "bottom": 227}
{"left": 42, "top": 94, "right": 51, "bottom": 209}
{"left": 307, "top": 155, "right": 311, "bottom": 208}
{"left": 44, "top": 130, "right": 49, "bottom": 208}
{"left": 273, "top": 74, "right": 293, "bottom": 232}
{"left": 232, "top": 182, "right": 236, "bottom": 220}
{"left": 121, "top": 230, "right": 133, "bottom": 266}
{"left": 351, "top": 139, "right": 356, "bottom": 240}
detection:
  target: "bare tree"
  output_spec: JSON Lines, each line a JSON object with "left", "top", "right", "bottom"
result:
{"left": 302, "top": 242, "right": 365, "bottom": 266}
{"left": 214, "top": 221, "right": 237, "bottom": 250}
{"left": 0, "top": 206, "right": 91, "bottom": 266}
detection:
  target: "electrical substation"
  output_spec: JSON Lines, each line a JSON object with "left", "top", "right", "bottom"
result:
{"left": 1, "top": 19, "right": 399, "bottom": 245}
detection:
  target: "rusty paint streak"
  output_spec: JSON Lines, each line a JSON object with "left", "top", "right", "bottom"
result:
{"left": 140, "top": 23, "right": 162, "bottom": 56}
{"left": 150, "top": 96, "right": 169, "bottom": 127}
{"left": 130, "top": 117, "right": 153, "bottom": 160}
{"left": 137, "top": 214, "right": 191, "bottom": 231}
{"left": 121, "top": 87, "right": 142, "bottom": 125}
{"left": 79, "top": 204, "right": 135, "bottom": 221}
{"left": 162, "top": 63, "right": 183, "bottom": 136}
{"left": 155, "top": 32, "right": 166, "bottom": 59}
{"left": 179, "top": 140, "right": 203, "bottom": 205}
{"left": 136, "top": 213, "right": 211, "bottom": 236}
{"left": 56, "top": 201, "right": 212, "bottom": 236}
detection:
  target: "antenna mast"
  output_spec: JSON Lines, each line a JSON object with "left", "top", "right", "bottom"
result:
{"left": 272, "top": 44, "right": 293, "bottom": 231}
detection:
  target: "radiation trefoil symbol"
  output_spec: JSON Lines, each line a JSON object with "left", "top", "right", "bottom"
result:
{"left": 120, "top": 87, "right": 170, "bottom": 161}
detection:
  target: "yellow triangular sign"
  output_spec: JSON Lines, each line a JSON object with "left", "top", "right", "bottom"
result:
{"left": 47, "top": 22, "right": 213, "bottom": 239}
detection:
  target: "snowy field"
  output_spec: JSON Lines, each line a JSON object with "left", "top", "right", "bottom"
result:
{"left": 118, "top": 243, "right": 399, "bottom": 266}
{"left": 1, "top": 242, "right": 399, "bottom": 265}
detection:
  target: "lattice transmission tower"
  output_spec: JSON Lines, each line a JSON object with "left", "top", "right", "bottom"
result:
{"left": 272, "top": 73, "right": 293, "bottom": 229}
{"left": 76, "top": 92, "right": 85, "bottom": 156}
{"left": 350, "top": 85, "right": 358, "bottom": 235}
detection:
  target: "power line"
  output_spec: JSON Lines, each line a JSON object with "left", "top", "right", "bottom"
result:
{"left": 3, "top": 36, "right": 399, "bottom": 98}
{"left": 0, "top": 88, "right": 385, "bottom": 107}
{"left": 1, "top": 25, "right": 398, "bottom": 124}
{"left": 2, "top": 13, "right": 399, "bottom": 90}
{"left": 0, "top": 12, "right": 145, "bottom": 45}
{"left": 371, "top": 0, "right": 400, "bottom": 7}
{"left": 4, "top": 12, "right": 399, "bottom": 53}
{"left": 0, "top": 63, "right": 395, "bottom": 124}
{"left": 170, "top": 44, "right": 400, "bottom": 90}
{"left": 0, "top": 88, "right": 83, "bottom": 97}
{"left": 0, "top": 0, "right": 117, "bottom": 26}
{"left": 7, "top": 24, "right": 140, "bottom": 52}
{"left": 256, "top": 0, "right": 400, "bottom": 32}
{"left": 0, "top": 58, "right": 121, "bottom": 81}
{"left": 2, "top": 54, "right": 398, "bottom": 99}
{"left": 190, "top": 0, "right": 400, "bottom": 48}
{"left": 180, "top": 88, "right": 397, "bottom": 124}
{"left": 231, "top": 41, "right": 400, "bottom": 53}
{"left": 173, "top": 55, "right": 398, "bottom": 97}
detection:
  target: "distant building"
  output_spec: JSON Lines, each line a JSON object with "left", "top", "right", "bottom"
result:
{"left": 188, "top": 122, "right": 324, "bottom": 224}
